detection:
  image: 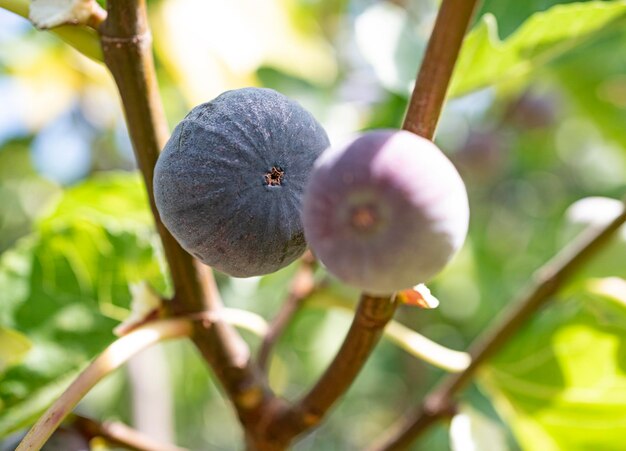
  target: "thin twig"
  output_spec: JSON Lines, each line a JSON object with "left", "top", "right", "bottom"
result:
{"left": 372, "top": 201, "right": 626, "bottom": 451}
{"left": 16, "top": 319, "right": 193, "bottom": 451}
{"left": 380, "top": 320, "right": 470, "bottom": 372}
{"left": 223, "top": 307, "right": 269, "bottom": 337}
{"left": 73, "top": 414, "right": 188, "bottom": 451}
{"left": 258, "top": 253, "right": 316, "bottom": 372}
{"left": 99, "top": 3, "right": 279, "bottom": 446}
{"left": 402, "top": 0, "right": 480, "bottom": 139}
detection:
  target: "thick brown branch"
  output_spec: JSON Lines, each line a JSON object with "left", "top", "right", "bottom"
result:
{"left": 372, "top": 201, "right": 626, "bottom": 450}
{"left": 99, "top": 1, "right": 275, "bottom": 446}
{"left": 73, "top": 415, "right": 187, "bottom": 451}
{"left": 402, "top": 0, "right": 480, "bottom": 138}
{"left": 258, "top": 253, "right": 316, "bottom": 372}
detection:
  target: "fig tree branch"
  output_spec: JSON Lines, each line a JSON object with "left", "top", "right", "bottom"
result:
{"left": 99, "top": 1, "right": 278, "bottom": 446}
{"left": 73, "top": 414, "right": 187, "bottom": 451}
{"left": 16, "top": 319, "right": 193, "bottom": 451}
{"left": 258, "top": 253, "right": 316, "bottom": 372}
{"left": 402, "top": 0, "right": 480, "bottom": 139}
{"left": 372, "top": 200, "right": 626, "bottom": 451}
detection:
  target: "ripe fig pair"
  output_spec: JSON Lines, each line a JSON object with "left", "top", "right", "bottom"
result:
{"left": 154, "top": 88, "right": 469, "bottom": 295}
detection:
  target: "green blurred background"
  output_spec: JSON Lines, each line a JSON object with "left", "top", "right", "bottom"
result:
{"left": 1, "top": 0, "right": 626, "bottom": 450}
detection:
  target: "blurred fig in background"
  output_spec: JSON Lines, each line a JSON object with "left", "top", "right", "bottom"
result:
{"left": 452, "top": 129, "right": 506, "bottom": 183}
{"left": 503, "top": 89, "right": 558, "bottom": 130}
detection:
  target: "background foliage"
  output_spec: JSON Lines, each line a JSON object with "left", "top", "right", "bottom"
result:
{"left": 0, "top": 0, "right": 625, "bottom": 449}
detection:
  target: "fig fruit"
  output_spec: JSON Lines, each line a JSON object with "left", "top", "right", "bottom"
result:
{"left": 302, "top": 129, "right": 469, "bottom": 295}
{"left": 154, "top": 87, "right": 330, "bottom": 277}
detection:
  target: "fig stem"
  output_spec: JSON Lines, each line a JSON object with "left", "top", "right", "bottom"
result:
{"left": 258, "top": 254, "right": 316, "bottom": 372}
{"left": 16, "top": 319, "right": 193, "bottom": 451}
{"left": 402, "top": 0, "right": 480, "bottom": 139}
{"left": 371, "top": 200, "right": 626, "bottom": 451}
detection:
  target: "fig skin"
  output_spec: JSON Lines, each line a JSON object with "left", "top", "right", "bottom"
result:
{"left": 302, "top": 130, "right": 469, "bottom": 295}
{"left": 154, "top": 87, "right": 330, "bottom": 277}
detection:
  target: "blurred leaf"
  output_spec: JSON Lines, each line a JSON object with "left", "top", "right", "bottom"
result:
{"left": 449, "top": 2, "right": 626, "bottom": 97}
{"left": 0, "top": 371, "right": 78, "bottom": 436}
{"left": 0, "top": 172, "right": 166, "bottom": 436}
{"left": 43, "top": 171, "right": 155, "bottom": 230}
{"left": 4, "top": 45, "right": 108, "bottom": 130}
{"left": 152, "top": 0, "right": 336, "bottom": 106}
{"left": 480, "top": 294, "right": 626, "bottom": 451}
{"left": 553, "top": 29, "right": 626, "bottom": 149}
{"left": 0, "top": 142, "right": 61, "bottom": 251}
{"left": 255, "top": 66, "right": 331, "bottom": 119}
{"left": 0, "top": 327, "right": 31, "bottom": 372}
{"left": 476, "top": 0, "right": 598, "bottom": 38}
{"left": 354, "top": 1, "right": 431, "bottom": 95}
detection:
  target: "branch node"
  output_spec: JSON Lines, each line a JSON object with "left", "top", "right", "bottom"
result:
{"left": 302, "top": 411, "right": 322, "bottom": 428}
{"left": 423, "top": 392, "right": 452, "bottom": 418}
{"left": 100, "top": 31, "right": 152, "bottom": 50}
{"left": 355, "top": 297, "right": 396, "bottom": 330}
{"left": 234, "top": 385, "right": 265, "bottom": 410}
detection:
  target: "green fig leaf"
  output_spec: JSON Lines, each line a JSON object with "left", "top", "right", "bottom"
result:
{"left": 479, "top": 292, "right": 626, "bottom": 451}
{"left": 0, "top": 172, "right": 166, "bottom": 436}
{"left": 450, "top": 1, "right": 626, "bottom": 97}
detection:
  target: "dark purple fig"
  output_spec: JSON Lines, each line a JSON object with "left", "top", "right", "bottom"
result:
{"left": 302, "top": 130, "right": 469, "bottom": 295}
{"left": 154, "top": 87, "right": 330, "bottom": 277}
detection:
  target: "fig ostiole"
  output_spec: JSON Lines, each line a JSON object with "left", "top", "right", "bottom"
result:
{"left": 154, "top": 87, "right": 330, "bottom": 278}
{"left": 302, "top": 129, "right": 469, "bottom": 295}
